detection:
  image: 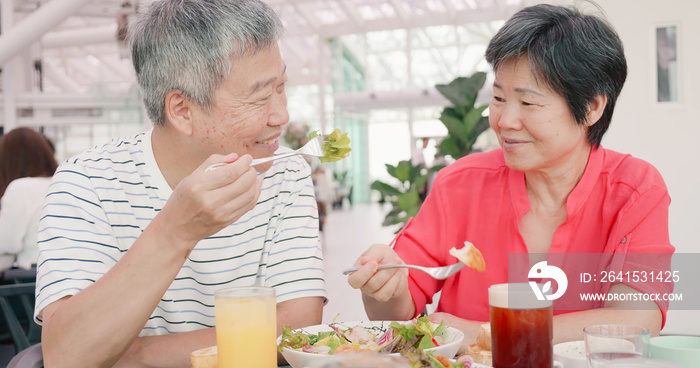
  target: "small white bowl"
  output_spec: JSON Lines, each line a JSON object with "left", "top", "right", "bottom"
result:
{"left": 649, "top": 335, "right": 700, "bottom": 368}
{"left": 554, "top": 340, "right": 587, "bottom": 368}
{"left": 278, "top": 320, "right": 464, "bottom": 368}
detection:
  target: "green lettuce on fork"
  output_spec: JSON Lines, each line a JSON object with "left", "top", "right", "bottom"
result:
{"left": 309, "top": 129, "right": 351, "bottom": 163}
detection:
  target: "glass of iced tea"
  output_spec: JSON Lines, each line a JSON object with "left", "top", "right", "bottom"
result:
{"left": 489, "top": 283, "right": 553, "bottom": 368}
{"left": 584, "top": 324, "right": 650, "bottom": 368}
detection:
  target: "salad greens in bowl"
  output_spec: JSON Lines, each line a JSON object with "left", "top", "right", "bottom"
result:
{"left": 277, "top": 317, "right": 464, "bottom": 368}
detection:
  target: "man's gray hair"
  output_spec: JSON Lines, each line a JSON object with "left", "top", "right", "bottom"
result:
{"left": 128, "top": 0, "right": 284, "bottom": 125}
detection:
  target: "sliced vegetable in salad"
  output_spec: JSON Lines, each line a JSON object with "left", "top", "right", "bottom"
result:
{"left": 402, "top": 347, "right": 467, "bottom": 368}
{"left": 277, "top": 316, "right": 451, "bottom": 356}
{"left": 309, "top": 129, "right": 351, "bottom": 163}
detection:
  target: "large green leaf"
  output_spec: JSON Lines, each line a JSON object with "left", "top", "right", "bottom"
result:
{"left": 439, "top": 114, "right": 467, "bottom": 141}
{"left": 393, "top": 160, "right": 413, "bottom": 183}
{"left": 435, "top": 72, "right": 487, "bottom": 110}
{"left": 469, "top": 117, "right": 491, "bottom": 142}
{"left": 436, "top": 136, "right": 462, "bottom": 159}
{"left": 464, "top": 72, "right": 487, "bottom": 110}
{"left": 382, "top": 207, "right": 402, "bottom": 227}
{"left": 371, "top": 180, "right": 402, "bottom": 196}
{"left": 385, "top": 163, "right": 398, "bottom": 179}
{"left": 397, "top": 190, "right": 420, "bottom": 213}
{"left": 463, "top": 105, "right": 489, "bottom": 134}
{"left": 413, "top": 174, "right": 427, "bottom": 189}
{"left": 441, "top": 107, "right": 461, "bottom": 120}
{"left": 408, "top": 163, "right": 426, "bottom": 182}
{"left": 405, "top": 204, "right": 420, "bottom": 218}
{"left": 435, "top": 79, "right": 468, "bottom": 109}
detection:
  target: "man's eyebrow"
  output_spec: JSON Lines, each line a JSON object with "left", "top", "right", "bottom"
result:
{"left": 250, "top": 65, "right": 287, "bottom": 94}
{"left": 493, "top": 82, "right": 544, "bottom": 97}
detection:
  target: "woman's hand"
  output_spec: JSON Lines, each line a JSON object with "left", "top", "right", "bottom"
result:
{"left": 347, "top": 244, "right": 415, "bottom": 320}
{"left": 428, "top": 312, "right": 484, "bottom": 354}
{"left": 347, "top": 244, "right": 409, "bottom": 302}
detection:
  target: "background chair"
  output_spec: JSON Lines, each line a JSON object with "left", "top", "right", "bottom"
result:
{"left": 0, "top": 269, "right": 43, "bottom": 367}
{"left": 0, "top": 281, "right": 41, "bottom": 354}
{"left": 7, "top": 342, "right": 43, "bottom": 368}
{"left": 1, "top": 269, "right": 37, "bottom": 284}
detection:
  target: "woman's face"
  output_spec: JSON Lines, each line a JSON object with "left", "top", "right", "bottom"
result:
{"left": 488, "top": 57, "right": 590, "bottom": 174}
{"left": 190, "top": 44, "right": 289, "bottom": 172}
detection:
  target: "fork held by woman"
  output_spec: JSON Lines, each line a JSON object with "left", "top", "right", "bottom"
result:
{"left": 342, "top": 262, "right": 466, "bottom": 280}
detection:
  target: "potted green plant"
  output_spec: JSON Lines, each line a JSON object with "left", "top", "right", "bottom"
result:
{"left": 371, "top": 71, "right": 491, "bottom": 230}
{"left": 434, "top": 71, "right": 491, "bottom": 164}
{"left": 370, "top": 160, "right": 428, "bottom": 232}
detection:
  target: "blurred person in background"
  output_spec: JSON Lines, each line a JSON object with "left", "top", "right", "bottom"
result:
{"left": 34, "top": 0, "right": 325, "bottom": 366}
{"left": 312, "top": 165, "right": 335, "bottom": 231}
{"left": 411, "top": 137, "right": 430, "bottom": 167}
{"left": 0, "top": 127, "right": 58, "bottom": 271}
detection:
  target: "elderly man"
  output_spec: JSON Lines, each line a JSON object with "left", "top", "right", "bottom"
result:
{"left": 34, "top": 0, "right": 325, "bottom": 366}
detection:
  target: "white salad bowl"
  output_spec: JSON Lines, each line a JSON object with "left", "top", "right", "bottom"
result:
{"left": 277, "top": 320, "right": 464, "bottom": 368}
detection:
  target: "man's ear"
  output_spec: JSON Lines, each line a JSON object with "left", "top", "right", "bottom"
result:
{"left": 585, "top": 94, "right": 608, "bottom": 127}
{"left": 164, "top": 90, "right": 194, "bottom": 136}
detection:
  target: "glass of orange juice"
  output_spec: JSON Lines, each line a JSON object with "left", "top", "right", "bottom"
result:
{"left": 215, "top": 286, "right": 277, "bottom": 368}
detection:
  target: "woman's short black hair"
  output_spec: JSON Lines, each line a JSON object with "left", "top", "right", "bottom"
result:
{"left": 485, "top": 3, "right": 627, "bottom": 147}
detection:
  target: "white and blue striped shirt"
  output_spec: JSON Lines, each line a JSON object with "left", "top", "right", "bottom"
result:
{"left": 34, "top": 129, "right": 326, "bottom": 336}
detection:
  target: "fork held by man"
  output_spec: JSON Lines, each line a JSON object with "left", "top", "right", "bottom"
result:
{"left": 205, "top": 135, "right": 328, "bottom": 172}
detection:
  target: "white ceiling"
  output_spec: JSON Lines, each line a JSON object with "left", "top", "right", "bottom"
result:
{"left": 10, "top": 0, "right": 524, "bottom": 94}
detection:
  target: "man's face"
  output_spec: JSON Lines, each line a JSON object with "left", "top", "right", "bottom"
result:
{"left": 191, "top": 43, "right": 289, "bottom": 172}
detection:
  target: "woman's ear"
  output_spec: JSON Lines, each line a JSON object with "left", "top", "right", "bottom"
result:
{"left": 585, "top": 94, "right": 608, "bottom": 127}
{"left": 164, "top": 90, "right": 194, "bottom": 136}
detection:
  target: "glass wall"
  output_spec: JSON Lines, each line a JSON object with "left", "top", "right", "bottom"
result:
{"left": 320, "top": 21, "right": 503, "bottom": 202}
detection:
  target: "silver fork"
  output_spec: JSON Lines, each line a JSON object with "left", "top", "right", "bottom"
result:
{"left": 342, "top": 262, "right": 465, "bottom": 280}
{"left": 205, "top": 135, "right": 328, "bottom": 172}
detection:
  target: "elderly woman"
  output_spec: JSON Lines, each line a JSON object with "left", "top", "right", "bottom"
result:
{"left": 349, "top": 3, "right": 673, "bottom": 351}
{"left": 35, "top": 0, "right": 324, "bottom": 366}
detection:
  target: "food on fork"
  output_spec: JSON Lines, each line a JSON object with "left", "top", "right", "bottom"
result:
{"left": 449, "top": 241, "right": 486, "bottom": 272}
{"left": 309, "top": 128, "right": 351, "bottom": 163}
{"left": 190, "top": 345, "right": 217, "bottom": 368}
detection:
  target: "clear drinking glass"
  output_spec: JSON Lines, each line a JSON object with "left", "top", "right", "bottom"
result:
{"left": 584, "top": 324, "right": 650, "bottom": 368}
{"left": 489, "top": 283, "right": 554, "bottom": 368}
{"left": 215, "top": 286, "right": 277, "bottom": 368}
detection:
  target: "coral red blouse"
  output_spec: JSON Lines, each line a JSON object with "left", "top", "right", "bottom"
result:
{"left": 393, "top": 147, "right": 674, "bottom": 325}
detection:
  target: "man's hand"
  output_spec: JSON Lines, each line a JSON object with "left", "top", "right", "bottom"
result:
{"left": 158, "top": 153, "right": 262, "bottom": 247}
